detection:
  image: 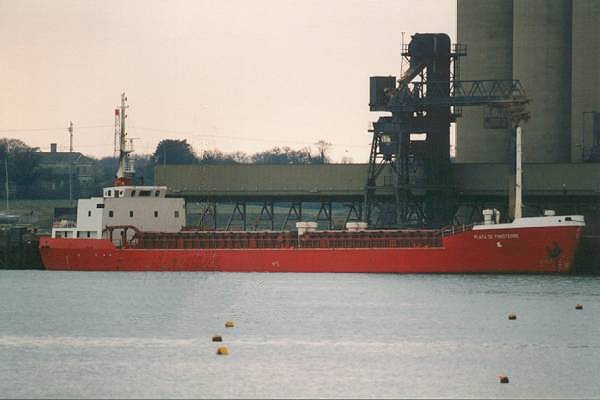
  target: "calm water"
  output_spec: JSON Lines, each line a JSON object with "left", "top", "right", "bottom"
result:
{"left": 1, "top": 271, "right": 599, "bottom": 399}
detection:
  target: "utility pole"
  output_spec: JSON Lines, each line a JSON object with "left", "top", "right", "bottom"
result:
{"left": 68, "top": 121, "right": 73, "bottom": 203}
{"left": 68, "top": 121, "right": 73, "bottom": 153}
{"left": 5, "top": 158, "right": 9, "bottom": 210}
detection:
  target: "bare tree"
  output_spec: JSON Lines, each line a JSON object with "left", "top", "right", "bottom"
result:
{"left": 313, "top": 140, "right": 332, "bottom": 164}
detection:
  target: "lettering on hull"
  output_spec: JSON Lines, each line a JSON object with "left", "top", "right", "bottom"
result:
{"left": 473, "top": 233, "right": 520, "bottom": 240}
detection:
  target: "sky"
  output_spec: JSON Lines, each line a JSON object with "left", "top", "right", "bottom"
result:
{"left": 0, "top": 0, "right": 456, "bottom": 163}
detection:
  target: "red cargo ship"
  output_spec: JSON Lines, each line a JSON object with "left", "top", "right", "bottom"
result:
{"left": 38, "top": 94, "right": 585, "bottom": 273}
{"left": 40, "top": 217, "right": 584, "bottom": 273}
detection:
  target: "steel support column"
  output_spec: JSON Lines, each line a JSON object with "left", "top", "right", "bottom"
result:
{"left": 282, "top": 202, "right": 302, "bottom": 230}
{"left": 254, "top": 200, "right": 275, "bottom": 231}
{"left": 315, "top": 201, "right": 333, "bottom": 229}
{"left": 197, "top": 202, "right": 217, "bottom": 230}
{"left": 226, "top": 201, "right": 247, "bottom": 231}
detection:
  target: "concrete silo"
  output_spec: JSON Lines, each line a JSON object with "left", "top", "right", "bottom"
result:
{"left": 455, "top": 0, "right": 514, "bottom": 163}
{"left": 571, "top": 0, "right": 600, "bottom": 162}
{"left": 513, "top": 0, "right": 572, "bottom": 163}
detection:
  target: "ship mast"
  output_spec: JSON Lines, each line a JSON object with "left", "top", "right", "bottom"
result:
{"left": 514, "top": 125, "right": 523, "bottom": 219}
{"left": 114, "top": 93, "right": 134, "bottom": 186}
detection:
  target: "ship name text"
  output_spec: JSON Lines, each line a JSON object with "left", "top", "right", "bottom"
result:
{"left": 473, "top": 232, "right": 520, "bottom": 240}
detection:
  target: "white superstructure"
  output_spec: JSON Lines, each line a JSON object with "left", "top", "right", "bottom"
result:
{"left": 52, "top": 93, "right": 186, "bottom": 240}
{"left": 52, "top": 185, "right": 185, "bottom": 238}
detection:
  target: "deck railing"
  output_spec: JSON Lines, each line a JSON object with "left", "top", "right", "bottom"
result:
{"left": 440, "top": 224, "right": 474, "bottom": 238}
{"left": 125, "top": 234, "right": 443, "bottom": 250}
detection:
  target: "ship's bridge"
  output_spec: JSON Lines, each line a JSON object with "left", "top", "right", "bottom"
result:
{"left": 103, "top": 186, "right": 168, "bottom": 199}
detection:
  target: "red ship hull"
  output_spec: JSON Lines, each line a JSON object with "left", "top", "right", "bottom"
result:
{"left": 39, "top": 224, "right": 583, "bottom": 273}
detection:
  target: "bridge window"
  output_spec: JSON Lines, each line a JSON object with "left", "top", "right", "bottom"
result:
{"left": 139, "top": 190, "right": 152, "bottom": 196}
{"left": 87, "top": 232, "right": 91, "bottom": 238}
{"left": 174, "top": 210, "right": 180, "bottom": 218}
{"left": 96, "top": 204, "right": 104, "bottom": 208}
{"left": 131, "top": 190, "right": 136, "bottom": 196}
{"left": 130, "top": 211, "right": 134, "bottom": 218}
{"left": 109, "top": 210, "right": 114, "bottom": 218}
{"left": 88, "top": 211, "right": 91, "bottom": 217}
{"left": 155, "top": 190, "right": 160, "bottom": 197}
{"left": 107, "top": 190, "right": 112, "bottom": 197}
{"left": 154, "top": 211, "right": 158, "bottom": 218}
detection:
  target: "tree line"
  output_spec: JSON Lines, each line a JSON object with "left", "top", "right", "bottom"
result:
{"left": 151, "top": 139, "right": 331, "bottom": 165}
{"left": 0, "top": 138, "right": 334, "bottom": 200}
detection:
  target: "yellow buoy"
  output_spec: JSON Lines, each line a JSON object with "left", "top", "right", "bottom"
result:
{"left": 575, "top": 304, "right": 583, "bottom": 310}
{"left": 225, "top": 320, "right": 234, "bottom": 328}
{"left": 216, "top": 346, "right": 229, "bottom": 355}
{"left": 508, "top": 313, "right": 517, "bottom": 320}
{"left": 212, "top": 335, "right": 223, "bottom": 342}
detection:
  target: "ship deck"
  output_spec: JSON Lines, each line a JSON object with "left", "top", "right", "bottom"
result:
{"left": 121, "top": 227, "right": 467, "bottom": 250}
